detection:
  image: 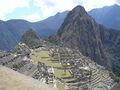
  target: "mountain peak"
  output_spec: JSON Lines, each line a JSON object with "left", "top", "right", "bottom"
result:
{"left": 113, "top": 4, "right": 119, "bottom": 7}
{"left": 71, "top": 5, "right": 87, "bottom": 15}
{"left": 57, "top": 5, "right": 107, "bottom": 66}
{"left": 22, "top": 28, "right": 38, "bottom": 39}
{"left": 20, "top": 28, "right": 41, "bottom": 48}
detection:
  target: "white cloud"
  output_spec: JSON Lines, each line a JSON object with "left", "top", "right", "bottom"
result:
{"left": 33, "top": 0, "right": 81, "bottom": 20}
{"left": 32, "top": 0, "right": 119, "bottom": 20}
{"left": 21, "top": 13, "right": 41, "bottom": 22}
{"left": 0, "top": 0, "right": 30, "bottom": 20}
{"left": 0, "top": 0, "right": 119, "bottom": 21}
{"left": 82, "top": 0, "right": 117, "bottom": 11}
{"left": 116, "top": 0, "right": 120, "bottom": 4}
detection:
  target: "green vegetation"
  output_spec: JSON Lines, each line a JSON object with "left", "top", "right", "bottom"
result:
{"left": 21, "top": 29, "right": 42, "bottom": 49}
{"left": 109, "top": 71, "right": 120, "bottom": 83}
{"left": 30, "top": 48, "right": 71, "bottom": 78}
{"left": 109, "top": 71, "right": 120, "bottom": 90}
{"left": 54, "top": 68, "right": 70, "bottom": 78}
{"left": 47, "top": 35, "right": 60, "bottom": 45}
{"left": 30, "top": 48, "right": 72, "bottom": 90}
{"left": 56, "top": 81, "right": 65, "bottom": 90}
{"left": 113, "top": 82, "right": 120, "bottom": 90}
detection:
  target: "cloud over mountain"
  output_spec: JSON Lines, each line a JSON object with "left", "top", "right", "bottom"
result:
{"left": 0, "top": 0, "right": 120, "bottom": 21}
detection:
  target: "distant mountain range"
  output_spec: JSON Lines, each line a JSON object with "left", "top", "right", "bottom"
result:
{"left": 0, "top": 11, "right": 68, "bottom": 51}
{"left": 89, "top": 4, "right": 120, "bottom": 30}
{"left": 0, "top": 4, "right": 120, "bottom": 51}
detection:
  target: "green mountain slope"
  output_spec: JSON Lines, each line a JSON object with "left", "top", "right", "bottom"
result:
{"left": 20, "top": 29, "right": 42, "bottom": 49}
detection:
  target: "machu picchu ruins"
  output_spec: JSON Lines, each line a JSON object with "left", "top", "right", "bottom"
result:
{"left": 0, "top": 42, "right": 116, "bottom": 90}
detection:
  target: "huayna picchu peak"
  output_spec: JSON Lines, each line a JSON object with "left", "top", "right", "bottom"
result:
{"left": 58, "top": 5, "right": 107, "bottom": 66}
{"left": 58, "top": 5, "right": 120, "bottom": 77}
{"left": 70, "top": 5, "right": 87, "bottom": 15}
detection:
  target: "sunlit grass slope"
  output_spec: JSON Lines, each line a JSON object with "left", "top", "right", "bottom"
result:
{"left": 31, "top": 49, "right": 71, "bottom": 78}
{"left": 0, "top": 65, "right": 57, "bottom": 90}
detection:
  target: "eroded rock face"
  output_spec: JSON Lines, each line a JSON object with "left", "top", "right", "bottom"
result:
{"left": 58, "top": 6, "right": 107, "bottom": 66}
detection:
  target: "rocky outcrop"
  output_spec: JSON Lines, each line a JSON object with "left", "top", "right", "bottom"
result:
{"left": 20, "top": 29, "right": 41, "bottom": 49}
{"left": 58, "top": 6, "right": 107, "bottom": 66}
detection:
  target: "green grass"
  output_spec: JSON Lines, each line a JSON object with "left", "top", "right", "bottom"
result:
{"left": 30, "top": 48, "right": 71, "bottom": 78}
{"left": 54, "top": 68, "right": 71, "bottom": 78}
{"left": 112, "top": 82, "right": 120, "bottom": 90}
{"left": 109, "top": 71, "right": 120, "bottom": 90}
{"left": 112, "top": 77, "right": 120, "bottom": 90}
{"left": 56, "top": 81, "right": 65, "bottom": 90}
{"left": 30, "top": 48, "right": 72, "bottom": 90}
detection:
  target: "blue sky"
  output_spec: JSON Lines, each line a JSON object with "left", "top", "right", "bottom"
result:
{"left": 0, "top": 0, "right": 119, "bottom": 22}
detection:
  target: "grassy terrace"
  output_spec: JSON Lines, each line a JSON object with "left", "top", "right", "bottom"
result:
{"left": 113, "top": 83, "right": 120, "bottom": 90}
{"left": 31, "top": 50, "right": 71, "bottom": 78}
{"left": 112, "top": 77, "right": 120, "bottom": 90}
{"left": 30, "top": 48, "right": 72, "bottom": 90}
